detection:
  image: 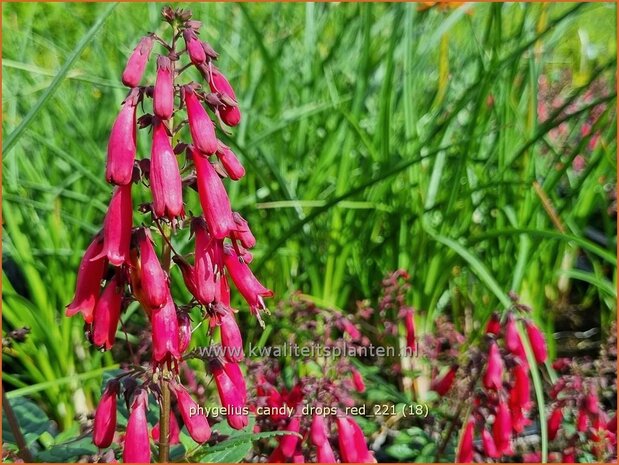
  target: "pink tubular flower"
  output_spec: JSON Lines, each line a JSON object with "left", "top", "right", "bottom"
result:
{"left": 481, "top": 428, "right": 499, "bottom": 459}
{"left": 135, "top": 228, "right": 167, "bottom": 309}
{"left": 513, "top": 362, "right": 531, "bottom": 410}
{"left": 177, "top": 312, "right": 192, "bottom": 353}
{"left": 154, "top": 56, "right": 174, "bottom": 120}
{"left": 485, "top": 312, "right": 501, "bottom": 335}
{"left": 216, "top": 143, "right": 245, "bottom": 180}
{"left": 352, "top": 368, "right": 366, "bottom": 393}
{"left": 122, "top": 390, "right": 151, "bottom": 463}
{"left": 171, "top": 381, "right": 211, "bottom": 443}
{"left": 336, "top": 416, "right": 374, "bottom": 463}
{"left": 278, "top": 413, "right": 301, "bottom": 458}
{"left": 456, "top": 417, "right": 474, "bottom": 463}
{"left": 152, "top": 413, "right": 180, "bottom": 445}
{"left": 92, "top": 274, "right": 123, "bottom": 350}
{"left": 192, "top": 218, "right": 218, "bottom": 303}
{"left": 403, "top": 308, "right": 415, "bottom": 350}
{"left": 150, "top": 296, "right": 181, "bottom": 365}
{"left": 310, "top": 415, "right": 337, "bottom": 462}
{"left": 577, "top": 407, "right": 589, "bottom": 432}
{"left": 66, "top": 234, "right": 106, "bottom": 323}
{"left": 223, "top": 360, "right": 247, "bottom": 403}
{"left": 493, "top": 400, "right": 513, "bottom": 455}
{"left": 185, "top": 87, "right": 218, "bottom": 154}
{"left": 209, "top": 67, "right": 241, "bottom": 127}
{"left": 150, "top": 119, "right": 184, "bottom": 220}
{"left": 95, "top": 184, "right": 133, "bottom": 267}
{"left": 183, "top": 29, "right": 206, "bottom": 65}
{"left": 505, "top": 313, "right": 522, "bottom": 355}
{"left": 210, "top": 359, "right": 248, "bottom": 430}
{"left": 339, "top": 318, "right": 362, "bottom": 342}
{"left": 223, "top": 245, "right": 273, "bottom": 320}
{"left": 585, "top": 391, "right": 599, "bottom": 415}
{"left": 122, "top": 35, "right": 154, "bottom": 87}
{"left": 106, "top": 89, "right": 138, "bottom": 185}
{"left": 524, "top": 320, "right": 548, "bottom": 364}
{"left": 430, "top": 365, "right": 457, "bottom": 396}
{"left": 483, "top": 340, "right": 504, "bottom": 391}
{"left": 220, "top": 311, "right": 244, "bottom": 362}
{"left": 232, "top": 213, "right": 255, "bottom": 249}
{"left": 548, "top": 407, "right": 563, "bottom": 441}
{"left": 93, "top": 380, "right": 119, "bottom": 448}
{"left": 191, "top": 148, "right": 236, "bottom": 239}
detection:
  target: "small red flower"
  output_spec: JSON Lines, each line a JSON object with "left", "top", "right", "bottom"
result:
{"left": 483, "top": 340, "right": 504, "bottom": 391}
{"left": 171, "top": 380, "right": 211, "bottom": 443}
{"left": 185, "top": 87, "right": 218, "bottom": 155}
{"left": 456, "top": 417, "right": 474, "bottom": 463}
{"left": 481, "top": 428, "right": 499, "bottom": 459}
{"left": 430, "top": 365, "right": 457, "bottom": 396}
{"left": 210, "top": 359, "right": 248, "bottom": 430}
{"left": 547, "top": 406, "right": 563, "bottom": 441}
{"left": 122, "top": 35, "right": 154, "bottom": 88}
{"left": 150, "top": 119, "right": 184, "bottom": 220}
{"left": 216, "top": 143, "right": 245, "bottom": 180}
{"left": 153, "top": 56, "right": 174, "bottom": 120}
{"left": 208, "top": 67, "right": 241, "bottom": 127}
{"left": 232, "top": 213, "right": 256, "bottom": 249}
{"left": 93, "top": 380, "right": 119, "bottom": 448}
{"left": 92, "top": 274, "right": 124, "bottom": 350}
{"left": 135, "top": 228, "right": 167, "bottom": 309}
{"left": 493, "top": 399, "right": 513, "bottom": 455}
{"left": 122, "top": 390, "right": 151, "bottom": 463}
{"left": 150, "top": 295, "right": 181, "bottom": 366}
{"left": 524, "top": 320, "right": 548, "bottom": 364}
{"left": 183, "top": 29, "right": 206, "bottom": 66}
{"left": 106, "top": 89, "right": 139, "bottom": 186}
{"left": 95, "top": 184, "right": 133, "bottom": 267}
{"left": 219, "top": 311, "right": 244, "bottom": 362}
{"left": 151, "top": 412, "right": 180, "bottom": 446}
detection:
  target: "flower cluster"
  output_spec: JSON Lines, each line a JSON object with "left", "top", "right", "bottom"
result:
{"left": 65, "top": 7, "right": 270, "bottom": 461}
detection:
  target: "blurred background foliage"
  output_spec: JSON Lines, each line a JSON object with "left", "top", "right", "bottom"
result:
{"left": 2, "top": 1, "right": 616, "bottom": 439}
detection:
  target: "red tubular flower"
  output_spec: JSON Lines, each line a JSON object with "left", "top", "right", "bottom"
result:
{"left": 505, "top": 313, "right": 522, "bottom": 355}
{"left": 191, "top": 149, "right": 236, "bottom": 239}
{"left": 171, "top": 380, "right": 211, "bottom": 443}
{"left": 150, "top": 119, "right": 184, "bottom": 220}
{"left": 352, "top": 368, "right": 366, "bottom": 393}
{"left": 122, "top": 35, "right": 154, "bottom": 87}
{"left": 483, "top": 340, "right": 504, "bottom": 391}
{"left": 220, "top": 311, "right": 244, "bottom": 362}
{"left": 577, "top": 407, "right": 589, "bottom": 432}
{"left": 481, "top": 428, "right": 499, "bottom": 459}
{"left": 232, "top": 213, "right": 255, "bottom": 249}
{"left": 548, "top": 407, "right": 563, "bottom": 441}
{"left": 310, "top": 415, "right": 337, "bottom": 462}
{"left": 192, "top": 218, "right": 218, "bottom": 303}
{"left": 122, "top": 390, "right": 151, "bottom": 463}
{"left": 177, "top": 311, "right": 192, "bottom": 353}
{"left": 210, "top": 359, "right": 248, "bottom": 430}
{"left": 493, "top": 400, "right": 513, "bottom": 456}
{"left": 150, "top": 295, "right": 181, "bottom": 365}
{"left": 135, "top": 228, "right": 167, "bottom": 309}
{"left": 456, "top": 417, "right": 474, "bottom": 463}
{"left": 92, "top": 274, "right": 123, "bottom": 350}
{"left": 513, "top": 362, "right": 531, "bottom": 411}
{"left": 66, "top": 234, "right": 106, "bottom": 323}
{"left": 93, "top": 380, "right": 119, "bottom": 448}
{"left": 152, "top": 412, "right": 180, "bottom": 445}
{"left": 154, "top": 56, "right": 174, "bottom": 120}
{"left": 216, "top": 143, "right": 245, "bottom": 180}
{"left": 278, "top": 412, "right": 301, "bottom": 458}
{"left": 403, "top": 308, "right": 415, "bottom": 350}
{"left": 95, "top": 184, "right": 133, "bottom": 267}
{"left": 185, "top": 87, "right": 218, "bottom": 155}
{"left": 106, "top": 89, "right": 138, "bottom": 186}
{"left": 223, "top": 360, "right": 247, "bottom": 403}
{"left": 430, "top": 365, "right": 457, "bottom": 396}
{"left": 336, "top": 416, "right": 374, "bottom": 463}
{"left": 349, "top": 417, "right": 375, "bottom": 463}
{"left": 339, "top": 318, "right": 362, "bottom": 342}
{"left": 183, "top": 29, "right": 206, "bottom": 65}
{"left": 585, "top": 391, "right": 599, "bottom": 415}
{"left": 524, "top": 320, "right": 548, "bottom": 364}
{"left": 485, "top": 312, "right": 501, "bottom": 335}
{"left": 209, "top": 67, "right": 241, "bottom": 127}
{"left": 223, "top": 245, "right": 273, "bottom": 320}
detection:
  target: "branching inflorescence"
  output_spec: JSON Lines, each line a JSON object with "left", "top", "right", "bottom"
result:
{"left": 66, "top": 7, "right": 271, "bottom": 462}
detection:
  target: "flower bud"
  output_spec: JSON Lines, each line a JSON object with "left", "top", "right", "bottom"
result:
{"left": 483, "top": 340, "right": 504, "bottom": 391}
{"left": 192, "top": 218, "right": 218, "bottom": 303}
{"left": 403, "top": 308, "right": 415, "bottom": 350}
{"left": 310, "top": 414, "right": 329, "bottom": 446}
{"left": 456, "top": 417, "right": 474, "bottom": 463}
{"left": 185, "top": 87, "right": 218, "bottom": 155}
{"left": 485, "top": 312, "right": 501, "bottom": 335}
{"left": 524, "top": 320, "right": 547, "bottom": 364}
{"left": 95, "top": 184, "right": 133, "bottom": 267}
{"left": 93, "top": 380, "right": 119, "bottom": 448}
{"left": 232, "top": 213, "right": 255, "bottom": 249}
{"left": 493, "top": 400, "right": 513, "bottom": 455}
{"left": 151, "top": 296, "right": 181, "bottom": 365}
{"left": 216, "top": 143, "right": 245, "bottom": 180}
{"left": 191, "top": 148, "right": 237, "bottom": 239}
{"left": 336, "top": 416, "right": 375, "bottom": 463}
{"left": 151, "top": 120, "right": 184, "bottom": 220}
{"left": 208, "top": 67, "right": 241, "bottom": 127}
{"left": 66, "top": 234, "right": 106, "bottom": 323}
{"left": 122, "top": 390, "right": 151, "bottom": 463}
{"left": 135, "top": 228, "right": 167, "bottom": 309}
{"left": 106, "top": 90, "right": 138, "bottom": 185}
{"left": 154, "top": 56, "right": 174, "bottom": 120}
{"left": 92, "top": 274, "right": 124, "bottom": 350}
{"left": 481, "top": 428, "right": 499, "bottom": 459}
{"left": 512, "top": 362, "right": 531, "bottom": 411}
{"left": 152, "top": 412, "right": 180, "bottom": 445}
{"left": 177, "top": 312, "right": 192, "bottom": 353}
{"left": 430, "top": 365, "right": 457, "bottom": 396}
{"left": 505, "top": 313, "right": 522, "bottom": 355}
{"left": 210, "top": 359, "right": 248, "bottom": 430}
{"left": 183, "top": 29, "right": 207, "bottom": 65}
{"left": 122, "top": 35, "right": 154, "bottom": 87}
{"left": 352, "top": 368, "right": 366, "bottom": 393}
{"left": 548, "top": 407, "right": 563, "bottom": 441}
{"left": 171, "top": 381, "right": 211, "bottom": 443}
{"left": 220, "top": 312, "right": 244, "bottom": 362}
{"left": 279, "top": 412, "right": 301, "bottom": 458}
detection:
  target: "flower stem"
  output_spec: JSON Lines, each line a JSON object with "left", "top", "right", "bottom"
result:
{"left": 2, "top": 386, "right": 35, "bottom": 462}
{"left": 158, "top": 375, "right": 171, "bottom": 463}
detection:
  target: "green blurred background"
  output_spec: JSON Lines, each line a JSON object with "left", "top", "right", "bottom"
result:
{"left": 2, "top": 0, "right": 617, "bottom": 440}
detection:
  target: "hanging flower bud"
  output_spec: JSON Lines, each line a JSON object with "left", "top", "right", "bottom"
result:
{"left": 220, "top": 311, "right": 244, "bottom": 362}
{"left": 223, "top": 245, "right": 273, "bottom": 320}
{"left": 216, "top": 143, "right": 245, "bottom": 180}
{"left": 278, "top": 412, "right": 301, "bottom": 458}
{"left": 177, "top": 312, "right": 192, "bottom": 353}
{"left": 513, "top": 362, "right": 531, "bottom": 411}
{"left": 106, "top": 89, "right": 139, "bottom": 185}
{"left": 403, "top": 308, "right": 415, "bottom": 350}
{"left": 548, "top": 407, "right": 563, "bottom": 441}
{"left": 585, "top": 391, "right": 599, "bottom": 415}
{"left": 135, "top": 228, "right": 167, "bottom": 309}
{"left": 94, "top": 184, "right": 133, "bottom": 266}
{"left": 150, "top": 296, "right": 181, "bottom": 365}
{"left": 150, "top": 119, "right": 184, "bottom": 220}
{"left": 524, "top": 320, "right": 548, "bottom": 364}
{"left": 92, "top": 274, "right": 124, "bottom": 350}
{"left": 183, "top": 29, "right": 206, "bottom": 65}
{"left": 493, "top": 400, "right": 513, "bottom": 455}
{"left": 171, "top": 381, "right": 211, "bottom": 443}
{"left": 481, "top": 428, "right": 499, "bottom": 459}
{"left": 483, "top": 340, "right": 504, "bottom": 391}
{"left": 122, "top": 390, "right": 151, "bottom": 463}
{"left": 66, "top": 234, "right": 106, "bottom": 323}
{"left": 505, "top": 313, "right": 522, "bottom": 355}
{"left": 192, "top": 218, "right": 218, "bottom": 303}
{"left": 310, "top": 415, "right": 337, "bottom": 463}
{"left": 191, "top": 148, "right": 236, "bottom": 239}
{"left": 210, "top": 359, "right": 248, "bottom": 430}
{"left": 577, "top": 407, "right": 589, "bottom": 432}
{"left": 316, "top": 442, "right": 337, "bottom": 463}
{"left": 485, "top": 312, "right": 501, "bottom": 335}
{"left": 153, "top": 56, "right": 174, "bottom": 120}
{"left": 122, "top": 35, "right": 154, "bottom": 87}
{"left": 352, "top": 368, "right": 366, "bottom": 393}
{"left": 209, "top": 67, "right": 241, "bottom": 127}
{"left": 223, "top": 360, "right": 247, "bottom": 404}
{"left": 430, "top": 365, "right": 458, "bottom": 396}
{"left": 231, "top": 213, "right": 255, "bottom": 249}
{"left": 185, "top": 87, "right": 218, "bottom": 154}
{"left": 152, "top": 412, "right": 180, "bottom": 445}
{"left": 456, "top": 417, "right": 474, "bottom": 463}
{"left": 93, "top": 380, "right": 119, "bottom": 448}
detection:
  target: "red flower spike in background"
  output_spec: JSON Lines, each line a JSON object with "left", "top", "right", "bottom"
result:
{"left": 153, "top": 56, "right": 174, "bottom": 120}
{"left": 548, "top": 407, "right": 564, "bottom": 441}
{"left": 150, "top": 119, "right": 184, "bottom": 220}
{"left": 106, "top": 89, "right": 139, "bottom": 186}
{"left": 123, "top": 390, "right": 151, "bottom": 463}
{"left": 352, "top": 368, "right": 366, "bottom": 393}
{"left": 122, "top": 35, "right": 154, "bottom": 87}
{"left": 403, "top": 307, "right": 415, "bottom": 350}
{"left": 93, "top": 380, "right": 119, "bottom": 448}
